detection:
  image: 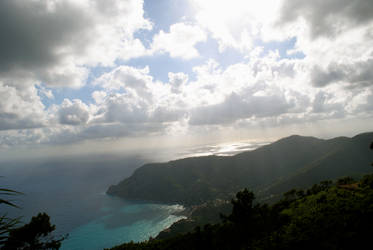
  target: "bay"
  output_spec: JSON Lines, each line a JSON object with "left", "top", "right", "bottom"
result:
{"left": 0, "top": 154, "right": 185, "bottom": 249}
{"left": 0, "top": 141, "right": 264, "bottom": 249}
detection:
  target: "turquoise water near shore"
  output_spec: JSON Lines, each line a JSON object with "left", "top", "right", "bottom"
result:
{"left": 1, "top": 141, "right": 265, "bottom": 249}
{"left": 61, "top": 197, "right": 185, "bottom": 250}
{"left": 0, "top": 156, "right": 186, "bottom": 250}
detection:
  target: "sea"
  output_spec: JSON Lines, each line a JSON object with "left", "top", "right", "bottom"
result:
{"left": 0, "top": 140, "right": 268, "bottom": 249}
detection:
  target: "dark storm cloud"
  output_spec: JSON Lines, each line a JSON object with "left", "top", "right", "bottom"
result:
{"left": 279, "top": 0, "right": 373, "bottom": 38}
{"left": 0, "top": 113, "right": 44, "bottom": 131}
{"left": 0, "top": 0, "right": 91, "bottom": 74}
{"left": 311, "top": 59, "right": 373, "bottom": 88}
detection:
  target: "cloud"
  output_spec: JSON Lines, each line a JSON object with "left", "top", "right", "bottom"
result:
{"left": 93, "top": 65, "right": 186, "bottom": 125}
{"left": 168, "top": 72, "right": 188, "bottom": 93}
{"left": 311, "top": 59, "right": 373, "bottom": 88}
{"left": 98, "top": 93, "right": 150, "bottom": 123}
{"left": 38, "top": 86, "right": 54, "bottom": 100}
{"left": 94, "top": 65, "right": 152, "bottom": 92}
{"left": 151, "top": 23, "right": 207, "bottom": 59}
{"left": 92, "top": 91, "right": 107, "bottom": 104}
{"left": 0, "top": 53, "right": 370, "bottom": 147}
{"left": 1, "top": 0, "right": 373, "bottom": 149}
{"left": 312, "top": 91, "right": 345, "bottom": 114}
{"left": 0, "top": 82, "right": 47, "bottom": 130}
{"left": 279, "top": 0, "right": 373, "bottom": 39}
{"left": 58, "top": 99, "right": 90, "bottom": 125}
{"left": 347, "top": 88, "right": 373, "bottom": 114}
{"left": 271, "top": 0, "right": 373, "bottom": 91}
{"left": 0, "top": 0, "right": 151, "bottom": 88}
{"left": 189, "top": 92, "right": 294, "bottom": 125}
{"left": 190, "top": 0, "right": 280, "bottom": 52}
{"left": 44, "top": 123, "right": 165, "bottom": 145}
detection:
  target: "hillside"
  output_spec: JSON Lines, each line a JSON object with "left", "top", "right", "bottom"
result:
{"left": 107, "top": 132, "right": 373, "bottom": 205}
{"left": 109, "top": 173, "right": 373, "bottom": 250}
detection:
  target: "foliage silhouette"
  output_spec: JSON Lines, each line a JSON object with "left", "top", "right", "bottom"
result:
{"left": 109, "top": 141, "right": 373, "bottom": 250}
{"left": 0, "top": 184, "right": 64, "bottom": 249}
{"left": 2, "top": 213, "right": 65, "bottom": 250}
{"left": 0, "top": 185, "right": 21, "bottom": 245}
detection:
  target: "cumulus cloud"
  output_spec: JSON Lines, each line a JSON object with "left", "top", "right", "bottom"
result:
{"left": 38, "top": 86, "right": 54, "bottom": 100}
{"left": 168, "top": 72, "right": 188, "bottom": 93}
{"left": 0, "top": 0, "right": 153, "bottom": 135}
{"left": 97, "top": 93, "right": 149, "bottom": 123}
{"left": 0, "top": 82, "right": 47, "bottom": 130}
{"left": 279, "top": 0, "right": 373, "bottom": 39}
{"left": 94, "top": 65, "right": 152, "bottom": 92}
{"left": 190, "top": 0, "right": 281, "bottom": 52}
{"left": 347, "top": 88, "right": 373, "bottom": 114}
{"left": 189, "top": 92, "right": 293, "bottom": 125}
{"left": 1, "top": 0, "right": 373, "bottom": 150}
{"left": 312, "top": 92, "right": 345, "bottom": 114}
{"left": 311, "top": 59, "right": 373, "bottom": 88}
{"left": 271, "top": 0, "right": 373, "bottom": 92}
{"left": 151, "top": 23, "right": 207, "bottom": 59}
{"left": 0, "top": 0, "right": 151, "bottom": 88}
{"left": 93, "top": 65, "right": 186, "bottom": 125}
{"left": 92, "top": 91, "right": 107, "bottom": 104}
{"left": 0, "top": 52, "right": 369, "bottom": 147}
{"left": 58, "top": 99, "right": 90, "bottom": 125}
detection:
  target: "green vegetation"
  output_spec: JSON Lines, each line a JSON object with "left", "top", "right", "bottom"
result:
{"left": 156, "top": 199, "right": 232, "bottom": 240}
{"left": 0, "top": 186, "right": 64, "bottom": 249}
{"left": 109, "top": 173, "right": 373, "bottom": 250}
{"left": 0, "top": 187, "right": 21, "bottom": 245}
{"left": 108, "top": 132, "right": 373, "bottom": 205}
{"left": 108, "top": 139, "right": 373, "bottom": 250}
{"left": 2, "top": 213, "right": 65, "bottom": 250}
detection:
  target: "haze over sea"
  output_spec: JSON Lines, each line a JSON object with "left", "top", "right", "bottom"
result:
{"left": 0, "top": 140, "right": 268, "bottom": 250}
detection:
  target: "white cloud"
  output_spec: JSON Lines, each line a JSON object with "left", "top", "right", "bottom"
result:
{"left": 0, "top": 53, "right": 371, "bottom": 147}
{"left": 1, "top": 0, "right": 373, "bottom": 150}
{"left": 189, "top": 92, "right": 293, "bottom": 125}
{"left": 38, "top": 86, "right": 54, "bottom": 100}
{"left": 0, "top": 81, "right": 47, "bottom": 130}
{"left": 190, "top": 0, "right": 281, "bottom": 52}
{"left": 190, "top": 0, "right": 373, "bottom": 92}
{"left": 93, "top": 65, "right": 186, "bottom": 125}
{"left": 312, "top": 91, "right": 345, "bottom": 114}
{"left": 92, "top": 91, "right": 107, "bottom": 104}
{"left": 0, "top": 0, "right": 153, "bottom": 134}
{"left": 168, "top": 72, "right": 189, "bottom": 93}
{"left": 151, "top": 22, "right": 207, "bottom": 59}
{"left": 273, "top": 0, "right": 373, "bottom": 90}
{"left": 94, "top": 65, "right": 152, "bottom": 92}
{"left": 58, "top": 99, "right": 90, "bottom": 125}
{"left": 0, "top": 0, "right": 152, "bottom": 88}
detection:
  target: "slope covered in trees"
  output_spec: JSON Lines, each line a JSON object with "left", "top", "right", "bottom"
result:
{"left": 107, "top": 132, "right": 373, "bottom": 205}
{"left": 1, "top": 185, "right": 64, "bottom": 249}
{"left": 109, "top": 173, "right": 373, "bottom": 250}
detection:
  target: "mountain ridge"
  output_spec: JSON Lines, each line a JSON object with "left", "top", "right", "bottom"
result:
{"left": 107, "top": 132, "right": 373, "bottom": 205}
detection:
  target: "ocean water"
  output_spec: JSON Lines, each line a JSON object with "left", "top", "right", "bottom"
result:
{"left": 0, "top": 154, "right": 186, "bottom": 249}
{"left": 61, "top": 199, "right": 185, "bottom": 250}
{"left": 0, "top": 141, "right": 266, "bottom": 249}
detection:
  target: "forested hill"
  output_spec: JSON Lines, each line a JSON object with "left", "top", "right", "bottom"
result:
{"left": 110, "top": 173, "right": 373, "bottom": 250}
{"left": 107, "top": 132, "right": 373, "bottom": 205}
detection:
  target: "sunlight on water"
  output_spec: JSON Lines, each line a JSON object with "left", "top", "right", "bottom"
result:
{"left": 178, "top": 140, "right": 270, "bottom": 158}
{"left": 0, "top": 140, "right": 268, "bottom": 250}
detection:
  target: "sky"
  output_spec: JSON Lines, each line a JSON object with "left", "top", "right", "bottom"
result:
{"left": 0, "top": 0, "right": 373, "bottom": 160}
